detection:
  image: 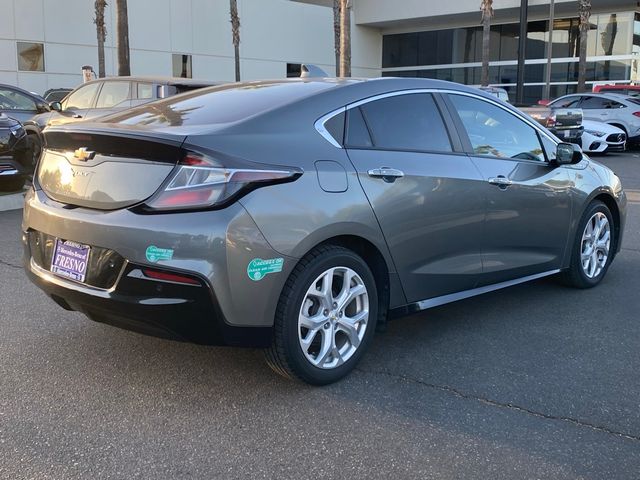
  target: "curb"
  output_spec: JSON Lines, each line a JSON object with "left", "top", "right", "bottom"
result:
{"left": 0, "top": 191, "right": 25, "bottom": 212}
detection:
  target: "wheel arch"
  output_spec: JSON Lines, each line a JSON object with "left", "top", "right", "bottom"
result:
{"left": 293, "top": 233, "right": 406, "bottom": 329}
{"left": 607, "top": 122, "right": 628, "bottom": 135}
{"left": 593, "top": 192, "right": 622, "bottom": 255}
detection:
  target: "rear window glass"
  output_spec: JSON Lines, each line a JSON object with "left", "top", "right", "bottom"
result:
{"left": 110, "top": 81, "right": 340, "bottom": 127}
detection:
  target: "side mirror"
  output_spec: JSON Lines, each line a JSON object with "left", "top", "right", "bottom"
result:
{"left": 36, "top": 102, "right": 50, "bottom": 113}
{"left": 556, "top": 142, "right": 583, "bottom": 165}
{"left": 49, "top": 101, "right": 62, "bottom": 112}
{"left": 537, "top": 99, "right": 551, "bottom": 106}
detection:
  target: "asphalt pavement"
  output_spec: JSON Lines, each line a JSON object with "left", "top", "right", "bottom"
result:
{"left": 1, "top": 153, "right": 639, "bottom": 479}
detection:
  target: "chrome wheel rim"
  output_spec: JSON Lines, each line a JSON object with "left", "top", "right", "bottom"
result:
{"left": 581, "top": 212, "right": 611, "bottom": 279}
{"left": 298, "top": 266, "right": 369, "bottom": 369}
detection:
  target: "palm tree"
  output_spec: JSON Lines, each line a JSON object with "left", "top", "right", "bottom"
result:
{"left": 339, "top": 0, "right": 351, "bottom": 77}
{"left": 230, "top": 0, "right": 241, "bottom": 82}
{"left": 94, "top": 0, "right": 107, "bottom": 78}
{"left": 333, "top": 0, "right": 341, "bottom": 76}
{"left": 480, "top": 0, "right": 494, "bottom": 87}
{"left": 115, "top": 0, "right": 130, "bottom": 76}
{"left": 577, "top": 0, "right": 592, "bottom": 92}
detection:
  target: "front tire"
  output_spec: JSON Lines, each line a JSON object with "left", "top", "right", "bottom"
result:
{"left": 560, "top": 200, "right": 615, "bottom": 288}
{"left": 265, "top": 245, "right": 378, "bottom": 385}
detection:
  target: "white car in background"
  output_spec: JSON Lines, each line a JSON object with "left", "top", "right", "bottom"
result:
{"left": 581, "top": 120, "right": 626, "bottom": 154}
{"left": 548, "top": 92, "right": 640, "bottom": 143}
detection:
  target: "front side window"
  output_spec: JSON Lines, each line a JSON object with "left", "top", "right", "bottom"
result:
{"left": 96, "top": 81, "right": 130, "bottom": 108}
{"left": 62, "top": 83, "right": 101, "bottom": 110}
{"left": 357, "top": 93, "right": 452, "bottom": 152}
{"left": 0, "top": 87, "right": 36, "bottom": 110}
{"left": 449, "top": 94, "right": 545, "bottom": 161}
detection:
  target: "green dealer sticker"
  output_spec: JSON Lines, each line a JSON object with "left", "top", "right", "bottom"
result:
{"left": 146, "top": 245, "right": 174, "bottom": 263}
{"left": 247, "top": 257, "right": 284, "bottom": 281}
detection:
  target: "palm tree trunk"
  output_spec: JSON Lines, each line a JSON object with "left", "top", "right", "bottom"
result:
{"left": 481, "top": 18, "right": 490, "bottom": 86}
{"left": 339, "top": 0, "right": 351, "bottom": 77}
{"left": 333, "top": 0, "right": 341, "bottom": 76}
{"left": 577, "top": 0, "right": 591, "bottom": 92}
{"left": 94, "top": 0, "right": 107, "bottom": 78}
{"left": 480, "top": 0, "right": 494, "bottom": 87}
{"left": 115, "top": 0, "right": 130, "bottom": 76}
{"left": 230, "top": 0, "right": 241, "bottom": 82}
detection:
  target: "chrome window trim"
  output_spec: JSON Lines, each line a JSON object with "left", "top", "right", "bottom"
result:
{"left": 314, "top": 107, "right": 346, "bottom": 148}
{"left": 314, "top": 87, "right": 560, "bottom": 148}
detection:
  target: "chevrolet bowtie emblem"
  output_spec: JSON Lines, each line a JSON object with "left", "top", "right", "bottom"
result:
{"left": 73, "top": 147, "right": 95, "bottom": 161}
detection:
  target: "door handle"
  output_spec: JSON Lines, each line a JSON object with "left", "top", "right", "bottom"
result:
{"left": 368, "top": 167, "right": 405, "bottom": 183}
{"left": 488, "top": 175, "right": 512, "bottom": 189}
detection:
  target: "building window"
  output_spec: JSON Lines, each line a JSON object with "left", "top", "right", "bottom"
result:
{"left": 172, "top": 54, "right": 192, "bottom": 78}
{"left": 287, "top": 63, "right": 302, "bottom": 78}
{"left": 17, "top": 42, "right": 44, "bottom": 72}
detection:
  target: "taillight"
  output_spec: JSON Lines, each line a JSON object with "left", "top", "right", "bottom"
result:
{"left": 143, "top": 153, "right": 302, "bottom": 211}
{"left": 632, "top": 111, "right": 640, "bottom": 118}
{"left": 545, "top": 114, "right": 557, "bottom": 128}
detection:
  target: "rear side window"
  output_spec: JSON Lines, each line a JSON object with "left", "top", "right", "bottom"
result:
{"left": 359, "top": 93, "right": 452, "bottom": 152}
{"left": 449, "top": 93, "right": 546, "bottom": 162}
{"left": 96, "top": 81, "right": 130, "bottom": 108}
{"left": 580, "top": 96, "right": 611, "bottom": 109}
{"left": 137, "top": 83, "right": 154, "bottom": 100}
{"left": 324, "top": 111, "right": 345, "bottom": 146}
{"left": 345, "top": 108, "right": 373, "bottom": 148}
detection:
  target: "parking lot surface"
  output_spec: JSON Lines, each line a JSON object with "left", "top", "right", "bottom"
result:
{"left": 1, "top": 153, "right": 639, "bottom": 479}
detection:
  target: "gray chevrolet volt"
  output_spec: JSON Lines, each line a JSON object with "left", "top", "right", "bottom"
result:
{"left": 23, "top": 78, "right": 626, "bottom": 385}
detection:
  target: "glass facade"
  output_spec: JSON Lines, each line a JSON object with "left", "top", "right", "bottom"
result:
{"left": 382, "top": 11, "right": 636, "bottom": 104}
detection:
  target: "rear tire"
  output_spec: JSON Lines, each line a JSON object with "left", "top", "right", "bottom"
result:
{"left": 559, "top": 201, "right": 615, "bottom": 288}
{"left": 27, "top": 133, "right": 42, "bottom": 172}
{"left": 265, "top": 245, "right": 378, "bottom": 385}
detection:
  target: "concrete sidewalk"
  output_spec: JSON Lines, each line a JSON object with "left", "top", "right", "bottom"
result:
{"left": 0, "top": 190, "right": 25, "bottom": 212}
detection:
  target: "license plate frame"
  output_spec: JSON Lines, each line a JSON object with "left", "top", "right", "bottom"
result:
{"left": 51, "top": 239, "right": 91, "bottom": 283}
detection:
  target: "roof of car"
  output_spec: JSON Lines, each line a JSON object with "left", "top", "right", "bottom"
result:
{"left": 0, "top": 83, "right": 46, "bottom": 102}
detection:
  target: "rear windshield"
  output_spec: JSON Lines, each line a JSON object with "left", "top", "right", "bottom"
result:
{"left": 107, "top": 81, "right": 338, "bottom": 127}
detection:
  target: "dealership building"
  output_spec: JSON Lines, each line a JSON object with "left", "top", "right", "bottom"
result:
{"left": 1, "top": 0, "right": 639, "bottom": 103}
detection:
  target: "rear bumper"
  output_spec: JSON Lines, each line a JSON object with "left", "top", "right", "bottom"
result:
{"left": 23, "top": 243, "right": 273, "bottom": 347}
{"left": 22, "top": 188, "right": 295, "bottom": 346}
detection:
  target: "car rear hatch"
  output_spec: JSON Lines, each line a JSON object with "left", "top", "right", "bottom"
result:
{"left": 37, "top": 125, "right": 186, "bottom": 210}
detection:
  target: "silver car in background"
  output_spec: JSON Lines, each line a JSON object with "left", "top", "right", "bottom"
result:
{"left": 23, "top": 78, "right": 626, "bottom": 384}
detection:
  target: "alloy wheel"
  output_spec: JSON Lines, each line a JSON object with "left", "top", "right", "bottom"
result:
{"left": 297, "top": 266, "right": 369, "bottom": 369}
{"left": 580, "top": 212, "right": 610, "bottom": 279}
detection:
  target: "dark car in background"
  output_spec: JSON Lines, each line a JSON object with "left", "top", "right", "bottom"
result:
{"left": 0, "top": 114, "right": 30, "bottom": 191}
{"left": 0, "top": 84, "right": 50, "bottom": 164}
